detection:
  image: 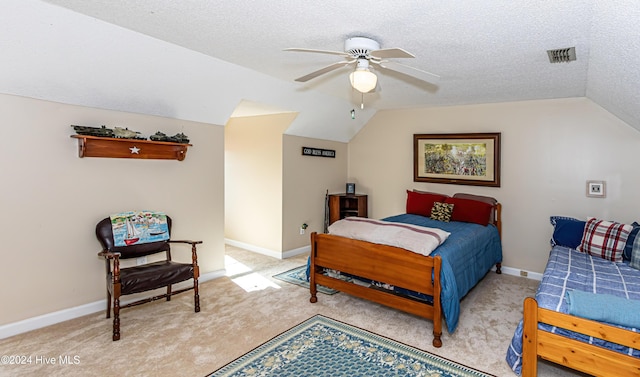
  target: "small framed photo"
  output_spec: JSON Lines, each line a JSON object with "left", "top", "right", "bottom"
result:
{"left": 346, "top": 183, "right": 356, "bottom": 195}
{"left": 586, "top": 180, "right": 606, "bottom": 198}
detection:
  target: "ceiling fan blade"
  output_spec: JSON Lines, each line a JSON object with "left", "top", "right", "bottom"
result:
{"left": 294, "top": 60, "right": 354, "bottom": 82}
{"left": 284, "top": 48, "right": 349, "bottom": 57}
{"left": 370, "top": 48, "right": 415, "bottom": 59}
{"left": 377, "top": 61, "right": 440, "bottom": 82}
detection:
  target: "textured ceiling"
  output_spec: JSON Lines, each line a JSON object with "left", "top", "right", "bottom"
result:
{"left": 40, "top": 1, "right": 640, "bottom": 132}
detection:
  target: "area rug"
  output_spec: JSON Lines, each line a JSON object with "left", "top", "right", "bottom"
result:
{"left": 208, "top": 315, "right": 495, "bottom": 377}
{"left": 273, "top": 265, "right": 338, "bottom": 295}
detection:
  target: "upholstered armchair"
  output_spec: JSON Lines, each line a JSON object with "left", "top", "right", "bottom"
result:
{"left": 95, "top": 215, "right": 202, "bottom": 341}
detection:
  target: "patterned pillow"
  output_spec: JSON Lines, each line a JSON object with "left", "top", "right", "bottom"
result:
{"left": 623, "top": 222, "right": 640, "bottom": 261}
{"left": 430, "top": 202, "right": 454, "bottom": 222}
{"left": 577, "top": 218, "right": 633, "bottom": 262}
{"left": 629, "top": 230, "right": 640, "bottom": 270}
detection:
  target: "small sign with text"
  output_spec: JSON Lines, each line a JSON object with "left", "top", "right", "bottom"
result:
{"left": 302, "top": 147, "right": 335, "bottom": 158}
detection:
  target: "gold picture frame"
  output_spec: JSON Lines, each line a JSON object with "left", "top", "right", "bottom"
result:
{"left": 413, "top": 133, "right": 501, "bottom": 187}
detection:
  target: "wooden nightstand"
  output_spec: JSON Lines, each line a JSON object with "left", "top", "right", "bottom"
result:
{"left": 328, "top": 194, "right": 368, "bottom": 225}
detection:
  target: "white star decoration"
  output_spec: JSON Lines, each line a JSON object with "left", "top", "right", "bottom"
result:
{"left": 130, "top": 146, "right": 140, "bottom": 154}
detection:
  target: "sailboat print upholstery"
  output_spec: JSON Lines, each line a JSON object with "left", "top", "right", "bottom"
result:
{"left": 109, "top": 211, "right": 170, "bottom": 247}
{"left": 96, "top": 214, "right": 202, "bottom": 341}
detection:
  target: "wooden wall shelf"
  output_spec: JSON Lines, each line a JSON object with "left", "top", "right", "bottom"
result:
{"left": 71, "top": 135, "right": 192, "bottom": 161}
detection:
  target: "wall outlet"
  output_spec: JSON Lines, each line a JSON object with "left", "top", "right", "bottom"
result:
{"left": 300, "top": 227, "right": 305, "bottom": 235}
{"left": 136, "top": 256, "right": 147, "bottom": 265}
{"left": 519, "top": 270, "right": 528, "bottom": 277}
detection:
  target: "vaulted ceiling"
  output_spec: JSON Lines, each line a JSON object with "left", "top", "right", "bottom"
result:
{"left": 22, "top": 1, "right": 640, "bottom": 139}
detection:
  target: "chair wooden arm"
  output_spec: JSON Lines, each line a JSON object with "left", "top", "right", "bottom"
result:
{"left": 98, "top": 250, "right": 121, "bottom": 259}
{"left": 98, "top": 250, "right": 122, "bottom": 291}
{"left": 169, "top": 241, "right": 202, "bottom": 261}
{"left": 168, "top": 240, "right": 203, "bottom": 246}
{"left": 167, "top": 240, "right": 201, "bottom": 278}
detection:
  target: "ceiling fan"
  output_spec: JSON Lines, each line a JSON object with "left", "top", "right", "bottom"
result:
{"left": 284, "top": 37, "right": 439, "bottom": 93}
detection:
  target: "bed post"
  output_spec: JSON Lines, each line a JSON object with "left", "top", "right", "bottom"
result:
{"left": 495, "top": 203, "right": 502, "bottom": 274}
{"left": 494, "top": 203, "right": 502, "bottom": 237}
{"left": 309, "top": 232, "right": 318, "bottom": 303}
{"left": 522, "top": 297, "right": 538, "bottom": 377}
{"left": 432, "top": 255, "right": 443, "bottom": 348}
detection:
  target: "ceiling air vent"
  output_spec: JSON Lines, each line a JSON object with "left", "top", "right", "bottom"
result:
{"left": 547, "top": 47, "right": 576, "bottom": 63}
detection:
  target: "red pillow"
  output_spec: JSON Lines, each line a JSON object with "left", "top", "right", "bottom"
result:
{"left": 406, "top": 190, "right": 448, "bottom": 217}
{"left": 444, "top": 197, "right": 492, "bottom": 226}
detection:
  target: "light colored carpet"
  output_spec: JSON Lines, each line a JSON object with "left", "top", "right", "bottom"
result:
{"left": 0, "top": 245, "right": 584, "bottom": 377}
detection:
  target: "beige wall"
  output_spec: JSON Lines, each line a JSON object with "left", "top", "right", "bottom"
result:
{"left": 0, "top": 93, "right": 225, "bottom": 326}
{"left": 349, "top": 97, "right": 640, "bottom": 273}
{"left": 282, "top": 135, "right": 348, "bottom": 252}
{"left": 224, "top": 114, "right": 294, "bottom": 252}
{"left": 225, "top": 115, "right": 348, "bottom": 256}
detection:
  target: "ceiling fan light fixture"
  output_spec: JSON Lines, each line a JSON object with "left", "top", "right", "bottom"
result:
{"left": 349, "top": 69, "right": 377, "bottom": 93}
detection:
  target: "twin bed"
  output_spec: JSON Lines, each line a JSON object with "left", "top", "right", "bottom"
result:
{"left": 308, "top": 191, "right": 503, "bottom": 347}
{"left": 506, "top": 218, "right": 640, "bottom": 376}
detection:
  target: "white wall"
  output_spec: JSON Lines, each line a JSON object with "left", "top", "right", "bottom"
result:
{"left": 0, "top": 94, "right": 225, "bottom": 327}
{"left": 349, "top": 97, "right": 640, "bottom": 273}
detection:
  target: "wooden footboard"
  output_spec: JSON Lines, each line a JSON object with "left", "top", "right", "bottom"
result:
{"left": 310, "top": 231, "right": 443, "bottom": 347}
{"left": 522, "top": 297, "right": 640, "bottom": 377}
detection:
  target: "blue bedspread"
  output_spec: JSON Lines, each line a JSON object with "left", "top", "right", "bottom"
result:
{"left": 383, "top": 214, "right": 502, "bottom": 333}
{"left": 505, "top": 246, "right": 640, "bottom": 375}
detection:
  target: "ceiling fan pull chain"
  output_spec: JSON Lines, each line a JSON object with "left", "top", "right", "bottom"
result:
{"left": 361, "top": 93, "right": 364, "bottom": 109}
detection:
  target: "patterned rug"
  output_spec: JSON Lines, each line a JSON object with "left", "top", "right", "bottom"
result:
{"left": 208, "top": 315, "right": 495, "bottom": 377}
{"left": 273, "top": 265, "right": 338, "bottom": 295}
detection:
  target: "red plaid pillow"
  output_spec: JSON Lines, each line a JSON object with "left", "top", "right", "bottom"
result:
{"left": 577, "top": 218, "right": 633, "bottom": 262}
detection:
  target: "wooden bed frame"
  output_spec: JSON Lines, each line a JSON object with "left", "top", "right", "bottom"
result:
{"left": 522, "top": 297, "right": 640, "bottom": 377}
{"left": 309, "top": 201, "right": 502, "bottom": 348}
{"left": 310, "top": 231, "right": 443, "bottom": 346}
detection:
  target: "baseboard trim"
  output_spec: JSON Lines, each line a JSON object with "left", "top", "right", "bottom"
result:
{"left": 0, "top": 301, "right": 106, "bottom": 341}
{"left": 0, "top": 269, "right": 224, "bottom": 340}
{"left": 499, "top": 265, "right": 543, "bottom": 281}
{"left": 282, "top": 245, "right": 310, "bottom": 259}
{"left": 225, "top": 239, "right": 282, "bottom": 259}
{"left": 225, "top": 239, "right": 311, "bottom": 260}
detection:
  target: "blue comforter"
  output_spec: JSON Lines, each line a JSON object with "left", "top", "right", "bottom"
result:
{"left": 383, "top": 214, "right": 502, "bottom": 332}
{"left": 505, "top": 246, "right": 640, "bottom": 375}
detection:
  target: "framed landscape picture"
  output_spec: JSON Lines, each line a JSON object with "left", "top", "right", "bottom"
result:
{"left": 414, "top": 132, "right": 501, "bottom": 187}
